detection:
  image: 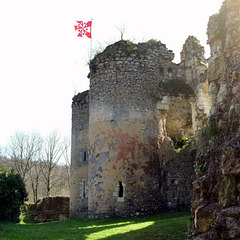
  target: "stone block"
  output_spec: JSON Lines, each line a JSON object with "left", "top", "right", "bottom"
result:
{"left": 225, "top": 217, "right": 240, "bottom": 239}
{"left": 219, "top": 175, "right": 237, "bottom": 208}
{"left": 157, "top": 103, "right": 169, "bottom": 111}
{"left": 191, "top": 229, "right": 218, "bottom": 240}
{"left": 194, "top": 203, "right": 219, "bottom": 233}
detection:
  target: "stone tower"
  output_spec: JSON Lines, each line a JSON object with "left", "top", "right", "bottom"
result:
{"left": 88, "top": 40, "right": 176, "bottom": 217}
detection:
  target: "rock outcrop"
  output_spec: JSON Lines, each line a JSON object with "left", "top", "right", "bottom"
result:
{"left": 191, "top": 0, "right": 240, "bottom": 239}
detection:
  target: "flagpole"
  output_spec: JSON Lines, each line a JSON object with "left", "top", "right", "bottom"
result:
{"left": 90, "top": 18, "right": 93, "bottom": 60}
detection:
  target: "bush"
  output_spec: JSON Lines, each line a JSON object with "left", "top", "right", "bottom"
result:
{"left": 19, "top": 202, "right": 36, "bottom": 224}
{"left": 175, "top": 136, "right": 193, "bottom": 152}
{"left": 0, "top": 165, "right": 27, "bottom": 222}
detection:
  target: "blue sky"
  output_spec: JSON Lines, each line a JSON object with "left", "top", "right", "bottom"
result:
{"left": 0, "top": 0, "right": 223, "bottom": 147}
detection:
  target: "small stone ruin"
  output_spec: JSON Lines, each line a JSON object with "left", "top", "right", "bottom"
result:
{"left": 33, "top": 196, "right": 69, "bottom": 223}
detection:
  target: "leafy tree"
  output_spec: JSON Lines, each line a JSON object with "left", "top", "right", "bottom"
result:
{"left": 0, "top": 165, "right": 27, "bottom": 222}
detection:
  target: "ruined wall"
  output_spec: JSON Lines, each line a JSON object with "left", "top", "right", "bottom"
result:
{"left": 157, "top": 93, "right": 196, "bottom": 210}
{"left": 191, "top": 1, "right": 240, "bottom": 239}
{"left": 156, "top": 37, "right": 210, "bottom": 210}
{"left": 180, "top": 36, "right": 212, "bottom": 139}
{"left": 34, "top": 196, "right": 69, "bottom": 223}
{"left": 160, "top": 148, "right": 196, "bottom": 210}
{"left": 88, "top": 40, "right": 177, "bottom": 217}
{"left": 70, "top": 91, "right": 89, "bottom": 218}
{"left": 70, "top": 36, "right": 209, "bottom": 218}
{"left": 180, "top": 36, "right": 207, "bottom": 91}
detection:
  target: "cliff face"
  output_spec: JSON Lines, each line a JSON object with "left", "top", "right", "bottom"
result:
{"left": 191, "top": 0, "right": 240, "bottom": 239}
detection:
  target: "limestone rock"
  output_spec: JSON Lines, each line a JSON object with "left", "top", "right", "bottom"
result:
{"left": 191, "top": 229, "right": 218, "bottom": 240}
{"left": 192, "top": 0, "right": 240, "bottom": 239}
{"left": 218, "top": 175, "right": 237, "bottom": 207}
{"left": 194, "top": 203, "right": 219, "bottom": 233}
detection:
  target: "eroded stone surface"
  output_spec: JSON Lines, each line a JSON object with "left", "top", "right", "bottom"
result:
{"left": 191, "top": 0, "right": 240, "bottom": 239}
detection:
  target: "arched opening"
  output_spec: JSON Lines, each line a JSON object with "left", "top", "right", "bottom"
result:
{"left": 118, "top": 181, "right": 123, "bottom": 198}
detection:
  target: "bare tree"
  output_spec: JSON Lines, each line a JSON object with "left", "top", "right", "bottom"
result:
{"left": 28, "top": 156, "right": 45, "bottom": 202}
{"left": 62, "top": 138, "right": 71, "bottom": 190}
{"left": 7, "top": 132, "right": 42, "bottom": 181}
{"left": 115, "top": 24, "right": 127, "bottom": 40}
{"left": 41, "top": 131, "right": 67, "bottom": 196}
{"left": 3, "top": 131, "right": 70, "bottom": 201}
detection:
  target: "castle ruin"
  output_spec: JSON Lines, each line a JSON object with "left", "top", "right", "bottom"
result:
{"left": 70, "top": 35, "right": 212, "bottom": 218}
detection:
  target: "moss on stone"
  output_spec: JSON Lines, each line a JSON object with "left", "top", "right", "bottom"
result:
{"left": 159, "top": 78, "right": 195, "bottom": 99}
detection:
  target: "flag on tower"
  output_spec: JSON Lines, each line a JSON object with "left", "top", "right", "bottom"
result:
{"left": 74, "top": 21, "right": 92, "bottom": 38}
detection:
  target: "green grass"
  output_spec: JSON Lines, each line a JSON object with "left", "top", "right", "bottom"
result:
{"left": 0, "top": 212, "right": 190, "bottom": 240}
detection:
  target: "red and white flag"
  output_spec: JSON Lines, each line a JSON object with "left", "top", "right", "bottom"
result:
{"left": 74, "top": 21, "right": 92, "bottom": 38}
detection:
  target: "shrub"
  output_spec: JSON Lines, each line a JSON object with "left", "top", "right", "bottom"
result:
{"left": 175, "top": 136, "right": 193, "bottom": 152}
{"left": 0, "top": 165, "right": 27, "bottom": 222}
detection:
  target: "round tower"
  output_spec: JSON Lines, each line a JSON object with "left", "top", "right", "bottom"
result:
{"left": 87, "top": 40, "right": 175, "bottom": 217}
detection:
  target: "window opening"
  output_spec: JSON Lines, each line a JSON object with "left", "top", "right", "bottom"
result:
{"left": 119, "top": 181, "right": 123, "bottom": 197}
{"left": 83, "top": 180, "right": 86, "bottom": 198}
{"left": 83, "top": 151, "right": 87, "bottom": 161}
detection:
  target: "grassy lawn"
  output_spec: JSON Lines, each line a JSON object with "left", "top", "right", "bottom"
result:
{"left": 0, "top": 212, "right": 190, "bottom": 240}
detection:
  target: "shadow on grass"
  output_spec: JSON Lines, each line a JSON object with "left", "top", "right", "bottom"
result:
{"left": 1, "top": 213, "right": 190, "bottom": 240}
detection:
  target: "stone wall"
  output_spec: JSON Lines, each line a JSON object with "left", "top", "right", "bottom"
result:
{"left": 70, "top": 91, "right": 89, "bottom": 218}
{"left": 157, "top": 85, "right": 196, "bottom": 211}
{"left": 180, "top": 36, "right": 212, "bottom": 140}
{"left": 180, "top": 36, "right": 207, "bottom": 91}
{"left": 160, "top": 148, "right": 197, "bottom": 210}
{"left": 34, "top": 196, "right": 69, "bottom": 223}
{"left": 191, "top": 0, "right": 240, "bottom": 239}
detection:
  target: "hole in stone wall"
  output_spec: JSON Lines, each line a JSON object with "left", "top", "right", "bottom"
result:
{"left": 83, "top": 151, "right": 87, "bottom": 161}
{"left": 83, "top": 180, "right": 86, "bottom": 198}
{"left": 119, "top": 181, "right": 124, "bottom": 197}
{"left": 81, "top": 179, "right": 88, "bottom": 199}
